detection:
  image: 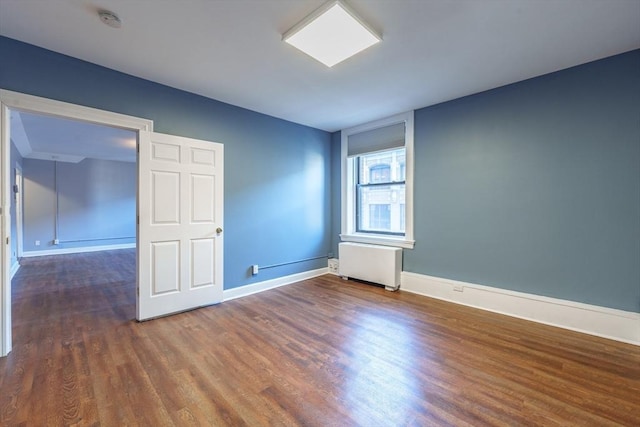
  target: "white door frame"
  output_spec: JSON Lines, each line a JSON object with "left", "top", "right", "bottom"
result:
{"left": 0, "top": 89, "right": 153, "bottom": 356}
{"left": 14, "top": 164, "right": 23, "bottom": 259}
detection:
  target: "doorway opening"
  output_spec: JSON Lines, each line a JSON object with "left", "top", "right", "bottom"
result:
{"left": 1, "top": 89, "right": 153, "bottom": 356}
{"left": 9, "top": 109, "right": 139, "bottom": 342}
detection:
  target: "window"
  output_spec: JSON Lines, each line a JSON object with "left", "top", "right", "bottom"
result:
{"left": 369, "top": 163, "right": 390, "bottom": 183}
{"left": 341, "top": 111, "right": 414, "bottom": 248}
{"left": 356, "top": 149, "right": 405, "bottom": 234}
{"left": 367, "top": 204, "right": 390, "bottom": 230}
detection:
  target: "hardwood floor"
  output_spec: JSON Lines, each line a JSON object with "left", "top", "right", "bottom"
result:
{"left": 1, "top": 250, "right": 638, "bottom": 426}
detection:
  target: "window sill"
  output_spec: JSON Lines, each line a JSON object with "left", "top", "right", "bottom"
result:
{"left": 340, "top": 233, "right": 415, "bottom": 249}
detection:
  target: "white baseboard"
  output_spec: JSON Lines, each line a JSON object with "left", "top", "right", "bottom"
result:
{"left": 223, "top": 268, "right": 328, "bottom": 302}
{"left": 9, "top": 262, "right": 20, "bottom": 279}
{"left": 22, "top": 243, "right": 136, "bottom": 257}
{"left": 401, "top": 272, "right": 640, "bottom": 346}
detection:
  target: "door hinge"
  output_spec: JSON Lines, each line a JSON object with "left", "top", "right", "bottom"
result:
{"left": 137, "top": 143, "right": 140, "bottom": 153}
{"left": 6, "top": 237, "right": 9, "bottom": 245}
{"left": 137, "top": 287, "right": 140, "bottom": 296}
{"left": 137, "top": 215, "right": 139, "bottom": 225}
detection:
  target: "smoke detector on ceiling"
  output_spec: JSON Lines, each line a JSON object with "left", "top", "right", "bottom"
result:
{"left": 98, "top": 10, "right": 121, "bottom": 28}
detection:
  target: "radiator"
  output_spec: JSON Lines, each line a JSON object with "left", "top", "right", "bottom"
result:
{"left": 338, "top": 242, "right": 402, "bottom": 291}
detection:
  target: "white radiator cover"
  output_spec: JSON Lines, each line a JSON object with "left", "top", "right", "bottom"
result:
{"left": 338, "top": 242, "right": 402, "bottom": 291}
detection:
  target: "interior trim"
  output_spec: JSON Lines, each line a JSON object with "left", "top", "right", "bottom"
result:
{"left": 401, "top": 271, "right": 640, "bottom": 346}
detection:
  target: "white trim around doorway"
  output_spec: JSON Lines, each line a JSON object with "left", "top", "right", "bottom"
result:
{"left": 0, "top": 89, "right": 153, "bottom": 357}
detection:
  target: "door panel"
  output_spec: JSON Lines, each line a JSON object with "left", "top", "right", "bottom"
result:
{"left": 138, "top": 131, "right": 223, "bottom": 320}
{"left": 191, "top": 174, "right": 215, "bottom": 222}
{"left": 191, "top": 238, "right": 214, "bottom": 288}
{"left": 152, "top": 171, "right": 180, "bottom": 224}
{"left": 151, "top": 241, "right": 180, "bottom": 295}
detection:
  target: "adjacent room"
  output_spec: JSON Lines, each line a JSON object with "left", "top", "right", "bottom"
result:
{"left": 0, "top": 0, "right": 638, "bottom": 425}
{"left": 12, "top": 111, "right": 137, "bottom": 258}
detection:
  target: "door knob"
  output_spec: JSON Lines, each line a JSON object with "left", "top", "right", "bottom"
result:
{"left": 216, "top": 227, "right": 223, "bottom": 234}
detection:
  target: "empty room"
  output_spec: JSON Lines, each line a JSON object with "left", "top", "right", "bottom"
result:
{"left": 0, "top": 1, "right": 638, "bottom": 426}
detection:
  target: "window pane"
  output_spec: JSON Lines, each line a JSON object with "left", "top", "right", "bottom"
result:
{"left": 369, "top": 204, "right": 390, "bottom": 229}
{"left": 369, "top": 164, "right": 390, "bottom": 183}
{"left": 357, "top": 184, "right": 405, "bottom": 234}
{"left": 358, "top": 148, "right": 405, "bottom": 185}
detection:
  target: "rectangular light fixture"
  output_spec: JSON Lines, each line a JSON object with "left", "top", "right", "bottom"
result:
{"left": 283, "top": 0, "right": 381, "bottom": 67}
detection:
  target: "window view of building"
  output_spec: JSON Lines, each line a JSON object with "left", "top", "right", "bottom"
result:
{"left": 356, "top": 148, "right": 405, "bottom": 234}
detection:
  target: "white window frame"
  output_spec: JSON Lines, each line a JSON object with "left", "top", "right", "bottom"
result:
{"left": 340, "top": 111, "right": 415, "bottom": 249}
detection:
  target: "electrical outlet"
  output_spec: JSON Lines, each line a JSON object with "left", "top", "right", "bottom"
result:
{"left": 453, "top": 284, "right": 464, "bottom": 292}
{"left": 328, "top": 259, "right": 339, "bottom": 274}
{"left": 35, "top": 240, "right": 40, "bottom": 246}
{"left": 53, "top": 239, "right": 59, "bottom": 245}
{"left": 252, "top": 264, "right": 259, "bottom": 275}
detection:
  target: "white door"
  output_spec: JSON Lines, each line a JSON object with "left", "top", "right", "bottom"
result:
{"left": 137, "top": 131, "right": 224, "bottom": 320}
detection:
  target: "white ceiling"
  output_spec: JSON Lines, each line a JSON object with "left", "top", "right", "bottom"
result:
{"left": 1, "top": 0, "right": 639, "bottom": 134}
{"left": 11, "top": 110, "right": 137, "bottom": 163}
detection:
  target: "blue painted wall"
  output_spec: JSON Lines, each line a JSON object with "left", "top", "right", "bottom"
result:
{"left": 22, "top": 158, "right": 136, "bottom": 252}
{"left": 408, "top": 50, "right": 639, "bottom": 312}
{"left": 21, "top": 159, "right": 54, "bottom": 251}
{"left": 2, "top": 36, "right": 637, "bottom": 311}
{"left": 0, "top": 36, "right": 331, "bottom": 289}
{"left": 332, "top": 50, "right": 639, "bottom": 312}
{"left": 330, "top": 131, "right": 342, "bottom": 258}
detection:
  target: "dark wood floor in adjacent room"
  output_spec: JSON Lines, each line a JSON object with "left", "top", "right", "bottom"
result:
{"left": 0, "top": 249, "right": 638, "bottom": 426}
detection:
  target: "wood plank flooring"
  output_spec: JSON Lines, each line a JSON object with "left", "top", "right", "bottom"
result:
{"left": 1, "top": 249, "right": 638, "bottom": 426}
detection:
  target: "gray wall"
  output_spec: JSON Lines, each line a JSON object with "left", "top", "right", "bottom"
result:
{"left": 22, "top": 158, "right": 136, "bottom": 252}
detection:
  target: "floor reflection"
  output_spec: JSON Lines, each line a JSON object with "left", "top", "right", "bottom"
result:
{"left": 339, "top": 310, "right": 423, "bottom": 426}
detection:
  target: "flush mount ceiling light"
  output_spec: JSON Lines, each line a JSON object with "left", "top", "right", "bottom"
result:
{"left": 283, "top": 0, "right": 381, "bottom": 67}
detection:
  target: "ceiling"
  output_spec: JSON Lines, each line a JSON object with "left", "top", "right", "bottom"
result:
{"left": 10, "top": 110, "right": 137, "bottom": 163}
{"left": 1, "top": 0, "right": 639, "bottom": 135}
